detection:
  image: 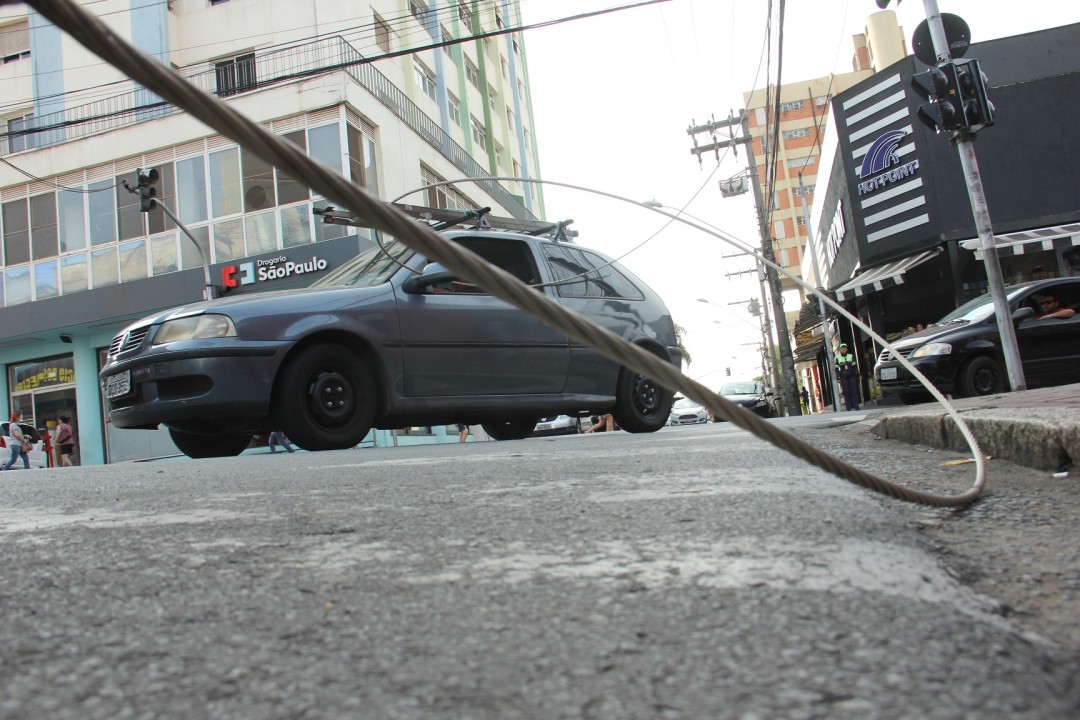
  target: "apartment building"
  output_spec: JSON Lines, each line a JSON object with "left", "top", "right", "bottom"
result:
{"left": 0, "top": 0, "right": 544, "bottom": 463}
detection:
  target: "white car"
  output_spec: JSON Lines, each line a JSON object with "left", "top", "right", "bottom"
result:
{"left": 669, "top": 397, "right": 708, "bottom": 425}
{"left": 531, "top": 415, "right": 582, "bottom": 437}
{"left": 0, "top": 422, "right": 49, "bottom": 469}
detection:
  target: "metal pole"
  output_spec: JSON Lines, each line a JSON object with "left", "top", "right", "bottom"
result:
{"left": 155, "top": 201, "right": 216, "bottom": 301}
{"left": 797, "top": 172, "right": 842, "bottom": 411}
{"left": 922, "top": 0, "right": 1025, "bottom": 391}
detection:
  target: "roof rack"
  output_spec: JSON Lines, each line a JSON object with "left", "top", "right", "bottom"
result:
{"left": 313, "top": 203, "right": 577, "bottom": 243}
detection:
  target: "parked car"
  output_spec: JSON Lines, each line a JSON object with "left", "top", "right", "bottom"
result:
{"left": 531, "top": 415, "right": 582, "bottom": 437}
{"left": 0, "top": 422, "right": 48, "bottom": 469}
{"left": 717, "top": 381, "right": 774, "bottom": 418}
{"left": 875, "top": 278, "right": 1080, "bottom": 403}
{"left": 100, "top": 215, "right": 680, "bottom": 458}
{"left": 669, "top": 397, "right": 708, "bottom": 425}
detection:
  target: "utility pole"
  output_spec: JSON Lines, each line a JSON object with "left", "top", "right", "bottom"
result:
{"left": 724, "top": 266, "right": 776, "bottom": 387}
{"left": 688, "top": 112, "right": 801, "bottom": 416}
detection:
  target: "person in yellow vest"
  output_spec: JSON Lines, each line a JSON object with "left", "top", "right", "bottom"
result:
{"left": 835, "top": 342, "right": 861, "bottom": 411}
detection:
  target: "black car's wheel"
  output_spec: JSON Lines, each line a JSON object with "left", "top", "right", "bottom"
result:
{"left": 169, "top": 429, "right": 251, "bottom": 458}
{"left": 482, "top": 419, "right": 537, "bottom": 441}
{"left": 611, "top": 367, "right": 674, "bottom": 433}
{"left": 958, "top": 355, "right": 1006, "bottom": 397}
{"left": 273, "top": 343, "right": 377, "bottom": 451}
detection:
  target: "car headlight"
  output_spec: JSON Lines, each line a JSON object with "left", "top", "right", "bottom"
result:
{"left": 754, "top": 399, "right": 766, "bottom": 407}
{"left": 911, "top": 342, "right": 952, "bottom": 358}
{"left": 153, "top": 315, "right": 237, "bottom": 345}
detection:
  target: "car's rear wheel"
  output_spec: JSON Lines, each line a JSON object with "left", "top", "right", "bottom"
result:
{"left": 958, "top": 355, "right": 1006, "bottom": 397}
{"left": 169, "top": 429, "right": 251, "bottom": 458}
{"left": 273, "top": 343, "right": 377, "bottom": 451}
{"left": 612, "top": 366, "right": 674, "bottom": 433}
{"left": 482, "top": 419, "right": 537, "bottom": 441}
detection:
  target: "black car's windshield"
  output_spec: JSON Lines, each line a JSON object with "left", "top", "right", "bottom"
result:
{"left": 934, "top": 286, "right": 1030, "bottom": 325}
{"left": 720, "top": 383, "right": 760, "bottom": 395}
{"left": 310, "top": 235, "right": 416, "bottom": 288}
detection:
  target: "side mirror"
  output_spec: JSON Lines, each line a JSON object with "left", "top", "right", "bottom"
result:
{"left": 402, "top": 263, "right": 456, "bottom": 294}
{"left": 1012, "top": 306, "right": 1036, "bottom": 323}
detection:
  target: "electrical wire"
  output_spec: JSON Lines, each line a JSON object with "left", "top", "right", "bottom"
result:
{"left": 0, "top": 155, "right": 116, "bottom": 193}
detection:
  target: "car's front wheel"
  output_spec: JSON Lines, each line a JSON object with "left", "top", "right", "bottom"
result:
{"left": 611, "top": 366, "right": 674, "bottom": 433}
{"left": 273, "top": 343, "right": 377, "bottom": 451}
{"left": 169, "top": 429, "right": 251, "bottom": 458}
{"left": 481, "top": 419, "right": 537, "bottom": 441}
{"left": 958, "top": 355, "right": 1006, "bottom": 397}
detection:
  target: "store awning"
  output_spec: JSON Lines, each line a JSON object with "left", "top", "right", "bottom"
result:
{"left": 832, "top": 248, "right": 942, "bottom": 301}
{"left": 793, "top": 337, "right": 825, "bottom": 364}
{"left": 961, "top": 223, "right": 1080, "bottom": 258}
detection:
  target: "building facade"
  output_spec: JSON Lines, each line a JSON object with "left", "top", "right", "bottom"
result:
{"left": 807, "top": 21, "right": 1080, "bottom": 404}
{"left": 0, "top": 0, "right": 544, "bottom": 464}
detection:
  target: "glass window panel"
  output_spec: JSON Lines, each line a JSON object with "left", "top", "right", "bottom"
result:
{"left": 150, "top": 232, "right": 179, "bottom": 275}
{"left": 363, "top": 134, "right": 379, "bottom": 196}
{"left": 313, "top": 206, "right": 351, "bottom": 243}
{"left": 0, "top": 272, "right": 3, "bottom": 306}
{"left": 347, "top": 125, "right": 364, "bottom": 188}
{"left": 30, "top": 193, "right": 58, "bottom": 260}
{"left": 309, "top": 123, "right": 342, "bottom": 176}
{"left": 119, "top": 238, "right": 148, "bottom": 282}
{"left": 4, "top": 266, "right": 31, "bottom": 305}
{"left": 280, "top": 205, "right": 312, "bottom": 248}
{"left": 209, "top": 147, "right": 242, "bottom": 218}
{"left": 276, "top": 130, "right": 309, "bottom": 206}
{"left": 116, "top": 172, "right": 143, "bottom": 240}
{"left": 3, "top": 198, "right": 30, "bottom": 266}
{"left": 61, "top": 253, "right": 88, "bottom": 293}
{"left": 176, "top": 156, "right": 208, "bottom": 224}
{"left": 179, "top": 225, "right": 209, "bottom": 271}
{"left": 244, "top": 210, "right": 277, "bottom": 255}
{"left": 213, "top": 218, "right": 244, "bottom": 262}
{"left": 34, "top": 259, "right": 58, "bottom": 299}
{"left": 146, "top": 162, "right": 176, "bottom": 235}
{"left": 88, "top": 179, "right": 116, "bottom": 246}
{"left": 91, "top": 246, "right": 119, "bottom": 288}
{"left": 57, "top": 190, "right": 86, "bottom": 253}
{"left": 241, "top": 146, "right": 275, "bottom": 212}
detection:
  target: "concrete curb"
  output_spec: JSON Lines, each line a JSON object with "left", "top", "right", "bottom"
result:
{"left": 871, "top": 407, "right": 1080, "bottom": 473}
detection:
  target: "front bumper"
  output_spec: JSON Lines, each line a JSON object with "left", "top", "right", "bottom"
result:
{"left": 101, "top": 344, "right": 286, "bottom": 432}
{"left": 876, "top": 355, "right": 958, "bottom": 395}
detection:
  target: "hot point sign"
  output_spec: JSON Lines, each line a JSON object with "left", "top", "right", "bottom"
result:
{"left": 222, "top": 255, "right": 329, "bottom": 288}
{"left": 856, "top": 129, "right": 919, "bottom": 196}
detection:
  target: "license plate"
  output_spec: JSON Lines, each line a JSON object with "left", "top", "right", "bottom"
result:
{"left": 879, "top": 367, "right": 898, "bottom": 381}
{"left": 105, "top": 370, "right": 132, "bottom": 399}
{"left": 536, "top": 423, "right": 551, "bottom": 431}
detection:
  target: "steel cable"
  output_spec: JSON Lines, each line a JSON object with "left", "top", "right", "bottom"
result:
{"left": 24, "top": 0, "right": 984, "bottom": 507}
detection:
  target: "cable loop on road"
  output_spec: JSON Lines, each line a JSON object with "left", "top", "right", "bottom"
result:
{"left": 32, "top": 0, "right": 984, "bottom": 507}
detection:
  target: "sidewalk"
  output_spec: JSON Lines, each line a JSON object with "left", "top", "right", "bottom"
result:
{"left": 862, "top": 384, "right": 1080, "bottom": 473}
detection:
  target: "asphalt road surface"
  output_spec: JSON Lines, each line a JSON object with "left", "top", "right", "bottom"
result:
{"left": 2, "top": 418, "right": 1077, "bottom": 719}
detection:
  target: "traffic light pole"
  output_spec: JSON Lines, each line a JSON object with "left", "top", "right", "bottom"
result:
{"left": 154, "top": 201, "right": 216, "bottom": 302}
{"left": 922, "top": 0, "right": 1026, "bottom": 392}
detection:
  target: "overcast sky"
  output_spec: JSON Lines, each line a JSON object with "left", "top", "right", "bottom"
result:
{"left": 518, "top": 0, "right": 1080, "bottom": 385}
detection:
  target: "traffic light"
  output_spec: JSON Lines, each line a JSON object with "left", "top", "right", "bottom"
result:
{"left": 911, "top": 64, "right": 959, "bottom": 132}
{"left": 725, "top": 367, "right": 731, "bottom": 377}
{"left": 136, "top": 168, "right": 159, "bottom": 212}
{"left": 952, "top": 58, "right": 994, "bottom": 133}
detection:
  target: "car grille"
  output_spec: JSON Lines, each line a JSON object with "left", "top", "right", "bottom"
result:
{"left": 877, "top": 347, "right": 914, "bottom": 363}
{"left": 109, "top": 325, "right": 151, "bottom": 357}
{"left": 157, "top": 376, "right": 213, "bottom": 400}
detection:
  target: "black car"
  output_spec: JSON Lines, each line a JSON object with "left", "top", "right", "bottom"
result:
{"left": 875, "top": 278, "right": 1080, "bottom": 403}
{"left": 717, "top": 381, "right": 774, "bottom": 418}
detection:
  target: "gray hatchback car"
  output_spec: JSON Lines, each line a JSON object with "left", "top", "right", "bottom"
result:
{"left": 100, "top": 221, "right": 681, "bottom": 458}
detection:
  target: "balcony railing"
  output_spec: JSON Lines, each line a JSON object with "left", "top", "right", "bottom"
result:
{"left": 2, "top": 35, "right": 534, "bottom": 220}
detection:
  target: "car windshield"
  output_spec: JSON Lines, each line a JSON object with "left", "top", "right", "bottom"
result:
{"left": 934, "top": 287, "right": 1030, "bottom": 325}
{"left": 720, "top": 383, "right": 759, "bottom": 395}
{"left": 672, "top": 398, "right": 701, "bottom": 409}
{"left": 310, "top": 235, "right": 415, "bottom": 288}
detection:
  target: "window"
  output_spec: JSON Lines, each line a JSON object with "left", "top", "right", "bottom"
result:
{"left": 4, "top": 266, "right": 30, "bottom": 305}
{"left": 458, "top": 2, "right": 470, "bottom": 25}
{"left": 30, "top": 193, "right": 58, "bottom": 260}
{"left": 209, "top": 147, "right": 242, "bottom": 218}
{"left": 410, "top": 0, "right": 429, "bottom": 22}
{"left": 215, "top": 53, "right": 256, "bottom": 97}
{"left": 115, "top": 172, "right": 142, "bottom": 241}
{"left": 275, "top": 130, "right": 309, "bottom": 206}
{"left": 150, "top": 232, "right": 179, "bottom": 275}
{"left": 242, "top": 146, "right": 275, "bottom": 212}
{"left": 91, "top": 247, "right": 118, "bottom": 288}
{"left": 119, "top": 239, "right": 148, "bottom": 282}
{"left": 470, "top": 116, "right": 486, "bottom": 146}
{"left": 464, "top": 57, "right": 479, "bottom": 88}
{"left": 422, "top": 166, "right": 472, "bottom": 210}
{"left": 792, "top": 184, "right": 815, "bottom": 197}
{"left": 346, "top": 122, "right": 379, "bottom": 196}
{"left": 779, "top": 100, "right": 806, "bottom": 113}
{"left": 543, "top": 246, "right": 645, "bottom": 300}
{"left": 213, "top": 217, "right": 244, "bottom": 262}
{"left": 5, "top": 113, "right": 36, "bottom": 154}
{"left": 57, "top": 190, "right": 87, "bottom": 253}
{"left": 34, "top": 259, "right": 59, "bottom": 299}
{"left": 512, "top": 159, "right": 521, "bottom": 178}
{"left": 88, "top": 179, "right": 116, "bottom": 246}
{"left": 244, "top": 210, "right": 276, "bottom": 255}
{"left": 146, "top": 163, "right": 175, "bottom": 235}
{"left": 488, "top": 87, "right": 497, "bottom": 113}
{"left": 441, "top": 25, "right": 453, "bottom": 54}
{"left": 2, "top": 198, "right": 29, "bottom": 266}
{"left": 0, "top": 20, "right": 30, "bottom": 64}
{"left": 374, "top": 14, "right": 391, "bottom": 53}
{"left": 309, "top": 122, "right": 342, "bottom": 177}
{"left": 493, "top": 143, "right": 502, "bottom": 169}
{"left": 782, "top": 127, "right": 812, "bottom": 140}
{"left": 773, "top": 220, "right": 786, "bottom": 240}
{"left": 787, "top": 156, "right": 815, "bottom": 169}
{"left": 501, "top": 57, "right": 508, "bottom": 80}
{"left": 448, "top": 93, "right": 461, "bottom": 126}
{"left": 280, "top": 205, "right": 312, "bottom": 248}
{"left": 413, "top": 58, "right": 437, "bottom": 101}
{"left": 523, "top": 128, "right": 531, "bottom": 152}
{"left": 61, "top": 254, "right": 88, "bottom": 293}
{"left": 506, "top": 107, "right": 515, "bottom": 131}
{"left": 176, "top": 155, "right": 208, "bottom": 224}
